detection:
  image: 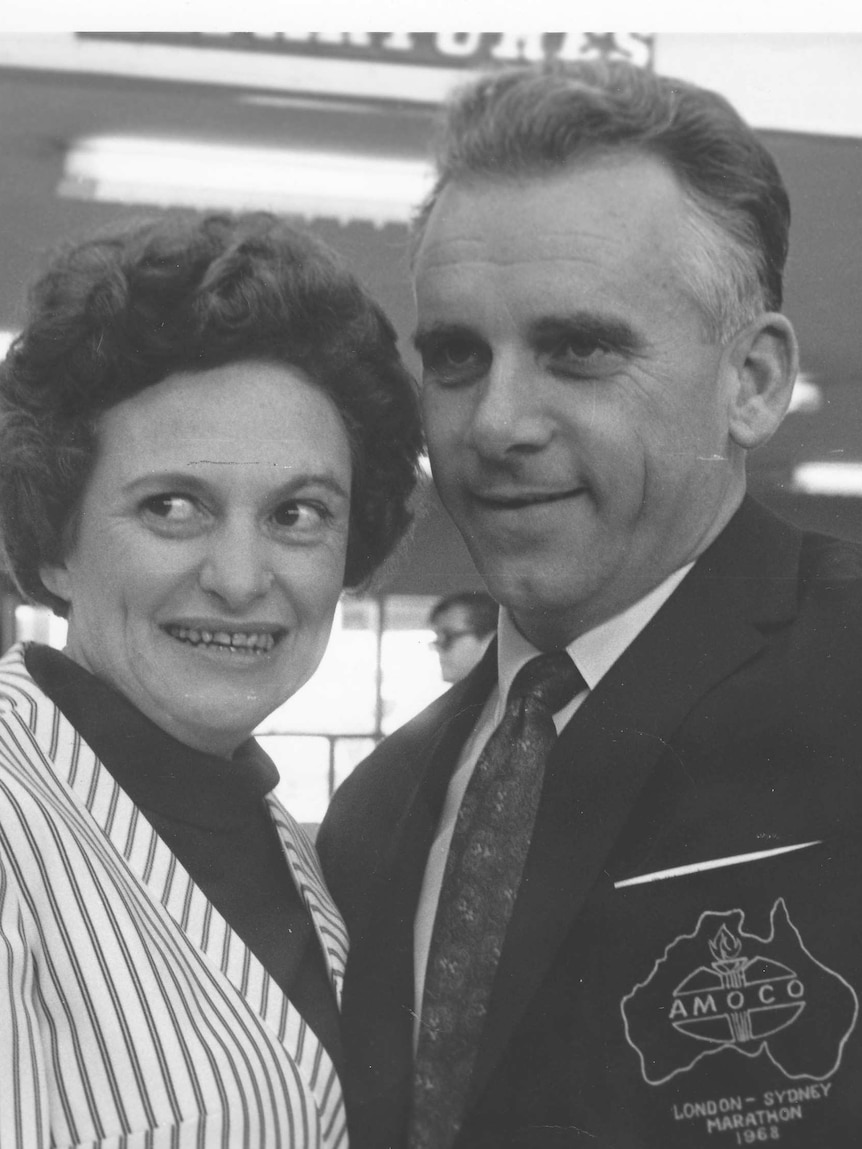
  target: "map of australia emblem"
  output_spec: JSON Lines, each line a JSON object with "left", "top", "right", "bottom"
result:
{"left": 621, "top": 898, "right": 858, "bottom": 1086}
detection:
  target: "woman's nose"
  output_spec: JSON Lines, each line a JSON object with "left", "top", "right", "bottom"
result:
{"left": 198, "top": 525, "right": 274, "bottom": 608}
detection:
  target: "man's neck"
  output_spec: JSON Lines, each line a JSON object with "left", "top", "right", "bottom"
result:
{"left": 503, "top": 562, "right": 694, "bottom": 693}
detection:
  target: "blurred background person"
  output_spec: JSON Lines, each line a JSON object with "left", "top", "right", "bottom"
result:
{"left": 0, "top": 210, "right": 421, "bottom": 1149}
{"left": 429, "top": 590, "right": 497, "bottom": 683}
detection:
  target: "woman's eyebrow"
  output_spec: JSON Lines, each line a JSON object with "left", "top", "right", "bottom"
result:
{"left": 123, "top": 469, "right": 350, "bottom": 500}
{"left": 274, "top": 472, "right": 351, "bottom": 500}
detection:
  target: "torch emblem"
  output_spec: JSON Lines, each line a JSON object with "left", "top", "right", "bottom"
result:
{"left": 670, "top": 922, "right": 805, "bottom": 1045}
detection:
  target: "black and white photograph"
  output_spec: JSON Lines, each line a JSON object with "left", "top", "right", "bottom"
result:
{"left": 0, "top": 9, "right": 860, "bottom": 1147}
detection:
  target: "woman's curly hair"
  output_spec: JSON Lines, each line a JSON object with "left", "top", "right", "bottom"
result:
{"left": 0, "top": 211, "right": 423, "bottom": 614}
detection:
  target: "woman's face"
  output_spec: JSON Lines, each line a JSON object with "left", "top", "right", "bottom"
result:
{"left": 41, "top": 360, "right": 352, "bottom": 757}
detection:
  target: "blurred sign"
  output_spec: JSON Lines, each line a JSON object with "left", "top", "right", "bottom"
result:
{"left": 82, "top": 32, "right": 653, "bottom": 71}
{"left": 0, "top": 33, "right": 652, "bottom": 107}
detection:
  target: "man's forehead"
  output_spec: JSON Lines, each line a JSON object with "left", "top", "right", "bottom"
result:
{"left": 415, "top": 156, "right": 685, "bottom": 269}
{"left": 412, "top": 158, "right": 694, "bottom": 340}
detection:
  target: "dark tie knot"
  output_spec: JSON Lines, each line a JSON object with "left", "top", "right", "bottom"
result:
{"left": 508, "top": 652, "right": 583, "bottom": 715}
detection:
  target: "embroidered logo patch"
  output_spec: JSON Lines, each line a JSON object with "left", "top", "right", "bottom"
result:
{"left": 621, "top": 898, "right": 858, "bottom": 1086}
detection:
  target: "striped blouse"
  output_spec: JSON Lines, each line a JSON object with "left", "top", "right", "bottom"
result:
{"left": 0, "top": 644, "right": 349, "bottom": 1148}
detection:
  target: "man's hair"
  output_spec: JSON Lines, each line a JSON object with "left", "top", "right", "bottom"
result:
{"left": 430, "top": 590, "right": 498, "bottom": 637}
{"left": 414, "top": 60, "right": 791, "bottom": 341}
{"left": 0, "top": 211, "right": 423, "bottom": 613}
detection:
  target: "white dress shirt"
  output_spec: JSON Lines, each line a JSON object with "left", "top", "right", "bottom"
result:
{"left": 413, "top": 564, "right": 694, "bottom": 1044}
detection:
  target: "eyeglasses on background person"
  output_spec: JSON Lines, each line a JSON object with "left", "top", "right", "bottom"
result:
{"left": 428, "top": 591, "right": 497, "bottom": 683}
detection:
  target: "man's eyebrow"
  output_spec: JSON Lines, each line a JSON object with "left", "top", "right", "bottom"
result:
{"left": 413, "top": 314, "right": 645, "bottom": 355}
{"left": 528, "top": 312, "right": 644, "bottom": 351}
{"left": 412, "top": 322, "right": 478, "bottom": 353}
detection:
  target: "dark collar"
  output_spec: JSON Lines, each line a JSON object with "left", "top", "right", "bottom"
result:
{"left": 25, "top": 643, "right": 278, "bottom": 829}
{"left": 687, "top": 495, "right": 803, "bottom": 625}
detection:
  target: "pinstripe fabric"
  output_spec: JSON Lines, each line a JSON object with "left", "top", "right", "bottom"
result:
{"left": 0, "top": 644, "right": 348, "bottom": 1149}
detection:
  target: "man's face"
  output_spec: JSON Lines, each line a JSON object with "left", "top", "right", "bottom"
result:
{"left": 432, "top": 604, "right": 491, "bottom": 683}
{"left": 414, "top": 155, "right": 748, "bottom": 648}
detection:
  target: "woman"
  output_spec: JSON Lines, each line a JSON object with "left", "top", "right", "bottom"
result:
{"left": 0, "top": 211, "right": 422, "bottom": 1148}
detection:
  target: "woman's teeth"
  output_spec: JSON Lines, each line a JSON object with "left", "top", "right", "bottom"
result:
{"left": 166, "top": 626, "right": 277, "bottom": 652}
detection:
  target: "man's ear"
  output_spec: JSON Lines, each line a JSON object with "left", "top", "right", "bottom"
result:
{"left": 726, "top": 313, "right": 799, "bottom": 450}
{"left": 39, "top": 563, "right": 72, "bottom": 605}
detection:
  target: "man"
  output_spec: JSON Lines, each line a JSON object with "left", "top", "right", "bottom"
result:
{"left": 429, "top": 591, "right": 498, "bottom": 683}
{"left": 318, "top": 60, "right": 862, "bottom": 1149}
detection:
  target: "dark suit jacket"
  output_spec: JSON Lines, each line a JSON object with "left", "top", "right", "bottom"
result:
{"left": 318, "top": 499, "right": 862, "bottom": 1148}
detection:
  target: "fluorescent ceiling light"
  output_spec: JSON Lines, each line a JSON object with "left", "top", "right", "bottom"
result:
{"left": 791, "top": 462, "right": 862, "bottom": 497}
{"left": 60, "top": 136, "right": 435, "bottom": 227}
{"left": 787, "top": 372, "right": 821, "bottom": 414}
{"left": 0, "top": 330, "right": 17, "bottom": 359}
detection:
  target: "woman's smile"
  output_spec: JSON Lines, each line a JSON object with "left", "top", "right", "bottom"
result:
{"left": 162, "top": 623, "right": 286, "bottom": 655}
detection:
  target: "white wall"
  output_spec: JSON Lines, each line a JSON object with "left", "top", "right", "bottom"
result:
{"left": 655, "top": 34, "right": 862, "bottom": 138}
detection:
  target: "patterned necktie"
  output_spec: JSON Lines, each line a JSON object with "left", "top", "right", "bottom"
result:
{"left": 410, "top": 651, "right": 584, "bottom": 1149}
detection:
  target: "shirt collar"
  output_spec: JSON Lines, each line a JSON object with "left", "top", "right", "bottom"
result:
{"left": 24, "top": 642, "right": 279, "bottom": 829}
{"left": 496, "top": 562, "right": 694, "bottom": 710}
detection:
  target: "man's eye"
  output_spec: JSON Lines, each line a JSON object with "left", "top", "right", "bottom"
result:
{"left": 140, "top": 494, "right": 199, "bottom": 521}
{"left": 550, "top": 335, "right": 619, "bottom": 376}
{"left": 437, "top": 339, "right": 481, "bottom": 367}
{"left": 420, "top": 337, "right": 489, "bottom": 383}
{"left": 556, "top": 336, "right": 608, "bottom": 361}
{"left": 272, "top": 501, "right": 332, "bottom": 531}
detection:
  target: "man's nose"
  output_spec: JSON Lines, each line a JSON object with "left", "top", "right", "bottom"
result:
{"left": 198, "top": 521, "right": 274, "bottom": 608}
{"left": 467, "top": 353, "right": 552, "bottom": 460}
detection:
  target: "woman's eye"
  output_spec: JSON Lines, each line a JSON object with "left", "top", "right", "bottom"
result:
{"left": 272, "top": 501, "right": 332, "bottom": 531}
{"left": 140, "top": 494, "right": 199, "bottom": 521}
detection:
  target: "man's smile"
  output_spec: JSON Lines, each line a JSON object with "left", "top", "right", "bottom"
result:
{"left": 471, "top": 487, "right": 586, "bottom": 510}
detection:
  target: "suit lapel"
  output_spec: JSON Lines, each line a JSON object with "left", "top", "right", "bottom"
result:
{"left": 468, "top": 498, "right": 803, "bottom": 1106}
